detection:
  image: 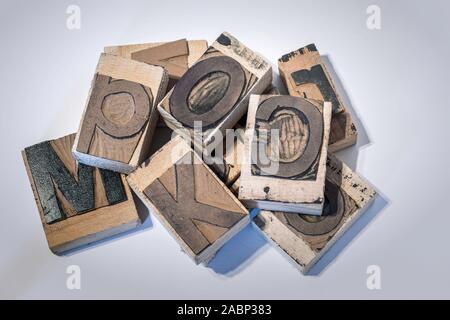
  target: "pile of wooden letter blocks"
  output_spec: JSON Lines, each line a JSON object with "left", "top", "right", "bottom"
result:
{"left": 22, "top": 32, "right": 376, "bottom": 274}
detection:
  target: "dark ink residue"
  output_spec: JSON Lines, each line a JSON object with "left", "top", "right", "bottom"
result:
{"left": 217, "top": 34, "right": 231, "bottom": 46}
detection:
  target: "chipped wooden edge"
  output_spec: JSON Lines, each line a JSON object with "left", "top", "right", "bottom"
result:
{"left": 253, "top": 155, "right": 376, "bottom": 274}
{"left": 212, "top": 32, "right": 271, "bottom": 78}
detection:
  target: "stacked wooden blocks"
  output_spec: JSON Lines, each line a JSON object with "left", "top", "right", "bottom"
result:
{"left": 22, "top": 34, "right": 376, "bottom": 273}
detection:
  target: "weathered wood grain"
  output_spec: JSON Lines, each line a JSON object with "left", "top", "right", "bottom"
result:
{"left": 104, "top": 39, "right": 207, "bottom": 70}
{"left": 278, "top": 44, "right": 357, "bottom": 152}
{"left": 73, "top": 53, "right": 169, "bottom": 173}
{"left": 253, "top": 153, "right": 376, "bottom": 274}
{"left": 22, "top": 134, "right": 140, "bottom": 255}
{"left": 127, "top": 136, "right": 249, "bottom": 264}
{"left": 105, "top": 39, "right": 207, "bottom": 92}
{"left": 131, "top": 39, "right": 189, "bottom": 79}
{"left": 158, "top": 32, "right": 272, "bottom": 151}
{"left": 239, "top": 94, "right": 332, "bottom": 215}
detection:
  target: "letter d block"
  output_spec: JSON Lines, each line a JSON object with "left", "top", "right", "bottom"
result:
{"left": 158, "top": 32, "right": 272, "bottom": 151}
{"left": 22, "top": 134, "right": 140, "bottom": 255}
{"left": 127, "top": 136, "right": 249, "bottom": 264}
{"left": 73, "top": 53, "right": 169, "bottom": 174}
{"left": 239, "top": 95, "right": 332, "bottom": 215}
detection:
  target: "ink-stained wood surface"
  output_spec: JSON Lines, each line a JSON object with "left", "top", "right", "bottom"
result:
{"left": 158, "top": 32, "right": 272, "bottom": 151}
{"left": 73, "top": 53, "right": 169, "bottom": 174}
{"left": 104, "top": 39, "right": 208, "bottom": 90}
{"left": 278, "top": 44, "right": 357, "bottom": 152}
{"left": 127, "top": 136, "right": 249, "bottom": 264}
{"left": 263, "top": 84, "right": 280, "bottom": 95}
{"left": 253, "top": 153, "right": 376, "bottom": 274}
{"left": 22, "top": 134, "right": 140, "bottom": 255}
{"left": 208, "top": 124, "right": 245, "bottom": 192}
{"left": 239, "top": 94, "right": 332, "bottom": 215}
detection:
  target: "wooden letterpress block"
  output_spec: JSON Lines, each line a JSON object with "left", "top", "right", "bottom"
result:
{"left": 208, "top": 124, "right": 245, "bottom": 194}
{"left": 73, "top": 53, "right": 169, "bottom": 174}
{"left": 22, "top": 134, "right": 140, "bottom": 255}
{"left": 127, "top": 136, "right": 249, "bottom": 264}
{"left": 158, "top": 32, "right": 272, "bottom": 150}
{"left": 104, "top": 39, "right": 208, "bottom": 88}
{"left": 239, "top": 95, "right": 332, "bottom": 215}
{"left": 253, "top": 153, "right": 376, "bottom": 274}
{"left": 278, "top": 44, "right": 357, "bottom": 152}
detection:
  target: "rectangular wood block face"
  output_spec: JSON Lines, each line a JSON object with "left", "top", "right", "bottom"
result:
{"left": 239, "top": 95, "right": 332, "bottom": 215}
{"left": 73, "top": 53, "right": 169, "bottom": 174}
{"left": 104, "top": 39, "right": 208, "bottom": 90}
{"left": 127, "top": 136, "right": 249, "bottom": 264}
{"left": 253, "top": 153, "right": 376, "bottom": 274}
{"left": 158, "top": 32, "right": 272, "bottom": 151}
{"left": 22, "top": 134, "right": 140, "bottom": 255}
{"left": 278, "top": 44, "right": 357, "bottom": 152}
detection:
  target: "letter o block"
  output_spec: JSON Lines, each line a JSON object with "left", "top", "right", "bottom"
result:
{"left": 158, "top": 32, "right": 272, "bottom": 151}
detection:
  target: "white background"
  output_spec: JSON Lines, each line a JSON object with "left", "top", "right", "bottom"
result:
{"left": 1, "top": 0, "right": 449, "bottom": 299}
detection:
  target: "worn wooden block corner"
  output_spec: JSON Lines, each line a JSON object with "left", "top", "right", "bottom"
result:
{"left": 127, "top": 136, "right": 249, "bottom": 264}
{"left": 104, "top": 39, "right": 208, "bottom": 90}
{"left": 72, "top": 53, "right": 169, "bottom": 174}
{"left": 22, "top": 134, "right": 140, "bottom": 255}
{"left": 278, "top": 43, "right": 357, "bottom": 152}
{"left": 253, "top": 153, "right": 376, "bottom": 274}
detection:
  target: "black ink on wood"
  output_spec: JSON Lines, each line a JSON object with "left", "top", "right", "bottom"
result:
{"left": 281, "top": 180, "right": 344, "bottom": 236}
{"left": 77, "top": 74, "right": 152, "bottom": 159}
{"left": 252, "top": 96, "right": 323, "bottom": 180}
{"left": 291, "top": 65, "right": 340, "bottom": 113}
{"left": 25, "top": 141, "right": 127, "bottom": 224}
{"left": 169, "top": 56, "right": 245, "bottom": 130}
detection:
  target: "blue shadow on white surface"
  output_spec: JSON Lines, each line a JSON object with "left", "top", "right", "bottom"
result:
{"left": 61, "top": 191, "right": 153, "bottom": 256}
{"left": 322, "top": 54, "right": 371, "bottom": 170}
{"left": 207, "top": 192, "right": 388, "bottom": 277}
{"left": 207, "top": 209, "right": 269, "bottom": 276}
{"left": 307, "top": 192, "right": 389, "bottom": 276}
